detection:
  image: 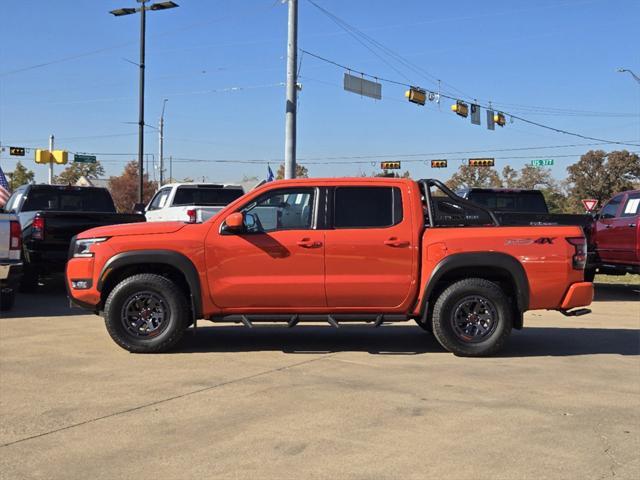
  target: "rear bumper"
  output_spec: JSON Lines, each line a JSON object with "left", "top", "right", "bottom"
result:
{"left": 560, "top": 282, "right": 594, "bottom": 310}
{"left": 0, "top": 261, "right": 23, "bottom": 291}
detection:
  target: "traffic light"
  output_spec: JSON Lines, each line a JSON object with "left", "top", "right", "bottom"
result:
{"left": 468, "top": 158, "right": 495, "bottom": 167}
{"left": 451, "top": 101, "right": 469, "bottom": 117}
{"left": 35, "top": 149, "right": 52, "bottom": 164}
{"left": 430, "top": 160, "right": 448, "bottom": 168}
{"left": 494, "top": 112, "right": 506, "bottom": 127}
{"left": 381, "top": 161, "right": 401, "bottom": 170}
{"left": 9, "top": 146, "right": 25, "bottom": 156}
{"left": 52, "top": 150, "right": 69, "bottom": 165}
{"left": 405, "top": 87, "right": 426, "bottom": 105}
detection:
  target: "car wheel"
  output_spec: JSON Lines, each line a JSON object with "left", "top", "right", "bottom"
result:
{"left": 431, "top": 278, "right": 512, "bottom": 357}
{"left": 0, "top": 289, "right": 16, "bottom": 311}
{"left": 104, "top": 273, "right": 189, "bottom": 353}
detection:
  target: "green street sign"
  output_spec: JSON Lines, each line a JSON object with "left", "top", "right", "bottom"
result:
{"left": 74, "top": 154, "right": 97, "bottom": 164}
{"left": 531, "top": 159, "right": 554, "bottom": 167}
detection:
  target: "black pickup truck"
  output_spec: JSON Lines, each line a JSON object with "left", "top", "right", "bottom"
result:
{"left": 456, "top": 188, "right": 592, "bottom": 230}
{"left": 3, "top": 184, "right": 145, "bottom": 290}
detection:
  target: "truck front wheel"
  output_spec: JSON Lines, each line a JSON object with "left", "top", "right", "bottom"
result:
{"left": 431, "top": 278, "right": 512, "bottom": 357}
{"left": 104, "top": 273, "right": 189, "bottom": 353}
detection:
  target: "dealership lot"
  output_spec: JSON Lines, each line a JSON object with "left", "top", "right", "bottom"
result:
{"left": 1, "top": 282, "right": 638, "bottom": 480}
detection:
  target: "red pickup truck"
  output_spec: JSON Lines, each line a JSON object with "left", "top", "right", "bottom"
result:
{"left": 586, "top": 189, "right": 640, "bottom": 281}
{"left": 66, "top": 178, "right": 593, "bottom": 357}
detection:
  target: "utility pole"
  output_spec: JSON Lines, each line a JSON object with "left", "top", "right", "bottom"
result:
{"left": 284, "top": 0, "right": 298, "bottom": 179}
{"left": 169, "top": 155, "right": 172, "bottom": 183}
{"left": 48, "top": 134, "right": 54, "bottom": 185}
{"left": 137, "top": 2, "right": 146, "bottom": 202}
{"left": 159, "top": 99, "right": 167, "bottom": 186}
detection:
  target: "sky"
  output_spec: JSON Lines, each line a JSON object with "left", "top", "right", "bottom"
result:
{"left": 0, "top": 0, "right": 639, "bottom": 185}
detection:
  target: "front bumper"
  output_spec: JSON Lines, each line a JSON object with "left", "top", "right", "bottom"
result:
{"left": 560, "top": 282, "right": 594, "bottom": 310}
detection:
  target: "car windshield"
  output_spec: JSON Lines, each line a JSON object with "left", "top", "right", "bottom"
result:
{"left": 21, "top": 187, "right": 115, "bottom": 212}
{"left": 172, "top": 186, "right": 244, "bottom": 206}
{"left": 467, "top": 191, "right": 548, "bottom": 213}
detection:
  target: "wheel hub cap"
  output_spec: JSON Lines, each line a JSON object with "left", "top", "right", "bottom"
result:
{"left": 121, "top": 291, "right": 167, "bottom": 338}
{"left": 451, "top": 295, "right": 498, "bottom": 343}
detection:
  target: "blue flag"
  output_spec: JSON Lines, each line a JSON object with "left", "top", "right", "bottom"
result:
{"left": 267, "top": 165, "right": 274, "bottom": 182}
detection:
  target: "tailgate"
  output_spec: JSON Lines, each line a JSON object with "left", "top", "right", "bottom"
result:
{"left": 0, "top": 215, "right": 11, "bottom": 259}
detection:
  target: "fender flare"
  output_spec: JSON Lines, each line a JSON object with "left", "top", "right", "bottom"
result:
{"left": 97, "top": 250, "right": 202, "bottom": 318}
{"left": 419, "top": 252, "right": 530, "bottom": 316}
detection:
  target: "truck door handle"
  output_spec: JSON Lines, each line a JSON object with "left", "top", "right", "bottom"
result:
{"left": 384, "top": 237, "right": 410, "bottom": 247}
{"left": 604, "top": 225, "right": 612, "bottom": 229}
{"left": 629, "top": 223, "right": 637, "bottom": 227}
{"left": 297, "top": 238, "right": 322, "bottom": 248}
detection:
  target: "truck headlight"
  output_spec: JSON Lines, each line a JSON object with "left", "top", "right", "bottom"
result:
{"left": 73, "top": 238, "right": 108, "bottom": 258}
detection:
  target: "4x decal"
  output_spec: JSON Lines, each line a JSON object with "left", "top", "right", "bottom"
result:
{"left": 506, "top": 237, "right": 556, "bottom": 246}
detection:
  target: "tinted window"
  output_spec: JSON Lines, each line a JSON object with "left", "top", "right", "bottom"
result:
{"left": 601, "top": 195, "right": 623, "bottom": 219}
{"left": 3, "top": 191, "right": 24, "bottom": 213}
{"left": 148, "top": 188, "right": 171, "bottom": 210}
{"left": 467, "top": 191, "right": 548, "bottom": 213}
{"left": 21, "top": 187, "right": 115, "bottom": 212}
{"left": 173, "top": 186, "right": 244, "bottom": 206}
{"left": 243, "top": 188, "right": 314, "bottom": 232}
{"left": 621, "top": 193, "right": 639, "bottom": 217}
{"left": 334, "top": 187, "right": 402, "bottom": 228}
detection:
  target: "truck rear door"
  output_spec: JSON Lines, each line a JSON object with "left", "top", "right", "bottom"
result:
{"left": 324, "top": 185, "right": 415, "bottom": 310}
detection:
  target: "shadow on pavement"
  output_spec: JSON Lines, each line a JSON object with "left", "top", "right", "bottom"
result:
{"left": 173, "top": 324, "right": 640, "bottom": 357}
{"left": 4, "top": 279, "right": 87, "bottom": 319}
{"left": 594, "top": 283, "right": 640, "bottom": 302}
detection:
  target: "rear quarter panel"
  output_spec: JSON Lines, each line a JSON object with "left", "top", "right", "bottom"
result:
{"left": 416, "top": 225, "right": 585, "bottom": 312}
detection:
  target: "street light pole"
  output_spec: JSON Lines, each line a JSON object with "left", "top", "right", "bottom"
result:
{"left": 159, "top": 99, "right": 167, "bottom": 186}
{"left": 617, "top": 67, "right": 640, "bottom": 84}
{"left": 284, "top": 0, "right": 298, "bottom": 180}
{"left": 109, "top": 1, "right": 179, "bottom": 203}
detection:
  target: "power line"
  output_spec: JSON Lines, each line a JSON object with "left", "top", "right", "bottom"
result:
{"left": 300, "top": 50, "right": 640, "bottom": 148}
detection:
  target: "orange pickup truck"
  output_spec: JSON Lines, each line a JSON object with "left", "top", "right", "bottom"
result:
{"left": 66, "top": 178, "right": 593, "bottom": 356}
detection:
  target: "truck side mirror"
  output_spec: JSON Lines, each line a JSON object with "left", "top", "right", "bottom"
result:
{"left": 133, "top": 203, "right": 146, "bottom": 214}
{"left": 224, "top": 212, "right": 244, "bottom": 231}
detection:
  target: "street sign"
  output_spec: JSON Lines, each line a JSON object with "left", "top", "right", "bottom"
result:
{"left": 344, "top": 73, "right": 382, "bottom": 100}
{"left": 531, "top": 159, "right": 554, "bottom": 167}
{"left": 581, "top": 199, "right": 598, "bottom": 212}
{"left": 470, "top": 104, "right": 481, "bottom": 125}
{"left": 9, "top": 147, "right": 25, "bottom": 156}
{"left": 74, "top": 154, "right": 97, "bottom": 164}
{"left": 486, "top": 110, "right": 495, "bottom": 130}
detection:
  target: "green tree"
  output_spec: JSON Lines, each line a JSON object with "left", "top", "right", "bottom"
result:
{"left": 54, "top": 160, "right": 105, "bottom": 185}
{"left": 372, "top": 169, "right": 411, "bottom": 178}
{"left": 445, "top": 165, "right": 502, "bottom": 190}
{"left": 565, "top": 150, "right": 640, "bottom": 212}
{"left": 276, "top": 163, "right": 309, "bottom": 180}
{"left": 8, "top": 161, "right": 35, "bottom": 190}
{"left": 501, "top": 166, "right": 518, "bottom": 188}
{"left": 108, "top": 161, "right": 157, "bottom": 212}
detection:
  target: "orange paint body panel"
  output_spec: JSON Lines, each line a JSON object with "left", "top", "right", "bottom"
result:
{"left": 66, "top": 178, "right": 592, "bottom": 321}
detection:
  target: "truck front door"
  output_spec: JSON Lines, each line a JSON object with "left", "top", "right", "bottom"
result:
{"left": 205, "top": 187, "right": 326, "bottom": 309}
{"left": 324, "top": 185, "right": 415, "bottom": 310}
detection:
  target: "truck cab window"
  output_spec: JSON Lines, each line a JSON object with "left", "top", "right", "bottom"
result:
{"left": 621, "top": 193, "right": 639, "bottom": 217}
{"left": 148, "top": 188, "right": 171, "bottom": 211}
{"left": 601, "top": 195, "right": 622, "bottom": 219}
{"left": 334, "top": 187, "right": 402, "bottom": 228}
{"left": 243, "top": 188, "right": 315, "bottom": 232}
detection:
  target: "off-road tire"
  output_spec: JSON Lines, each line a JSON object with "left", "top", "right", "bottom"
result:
{"left": 104, "top": 273, "right": 189, "bottom": 353}
{"left": 431, "top": 278, "right": 512, "bottom": 357}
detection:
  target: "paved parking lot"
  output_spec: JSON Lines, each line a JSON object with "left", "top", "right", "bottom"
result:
{"left": 1, "top": 282, "right": 639, "bottom": 480}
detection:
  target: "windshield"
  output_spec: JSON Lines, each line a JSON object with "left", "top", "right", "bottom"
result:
{"left": 21, "top": 187, "right": 115, "bottom": 212}
{"left": 172, "top": 186, "right": 244, "bottom": 207}
{"left": 467, "top": 191, "right": 548, "bottom": 213}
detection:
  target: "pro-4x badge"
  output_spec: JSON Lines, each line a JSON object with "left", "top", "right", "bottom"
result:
{"left": 505, "top": 237, "right": 556, "bottom": 246}
{"left": 534, "top": 237, "right": 556, "bottom": 244}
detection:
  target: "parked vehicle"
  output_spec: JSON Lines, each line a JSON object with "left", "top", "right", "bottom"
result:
{"left": 0, "top": 213, "right": 22, "bottom": 311}
{"left": 66, "top": 178, "right": 593, "bottom": 357}
{"left": 585, "top": 190, "right": 639, "bottom": 281}
{"left": 140, "top": 183, "right": 245, "bottom": 223}
{"left": 3, "top": 184, "right": 145, "bottom": 290}
{"left": 457, "top": 187, "right": 591, "bottom": 229}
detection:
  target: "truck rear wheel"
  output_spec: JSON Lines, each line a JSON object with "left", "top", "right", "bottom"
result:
{"left": 104, "top": 273, "right": 189, "bottom": 353}
{"left": 431, "top": 278, "right": 512, "bottom": 357}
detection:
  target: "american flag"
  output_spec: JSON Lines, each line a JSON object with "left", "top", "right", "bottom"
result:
{"left": 0, "top": 164, "right": 11, "bottom": 207}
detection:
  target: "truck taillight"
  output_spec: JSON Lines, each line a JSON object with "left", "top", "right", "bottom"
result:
{"left": 32, "top": 216, "right": 45, "bottom": 240}
{"left": 9, "top": 221, "right": 21, "bottom": 250}
{"left": 566, "top": 237, "right": 587, "bottom": 270}
{"left": 186, "top": 209, "right": 197, "bottom": 224}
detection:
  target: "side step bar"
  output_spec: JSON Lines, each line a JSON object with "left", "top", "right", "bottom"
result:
{"left": 210, "top": 313, "right": 410, "bottom": 329}
{"left": 559, "top": 308, "right": 591, "bottom": 317}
